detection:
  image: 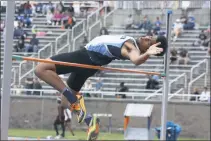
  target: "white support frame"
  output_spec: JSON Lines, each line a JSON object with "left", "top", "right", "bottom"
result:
{"left": 160, "top": 10, "right": 172, "bottom": 140}
{"left": 1, "top": 1, "right": 15, "bottom": 140}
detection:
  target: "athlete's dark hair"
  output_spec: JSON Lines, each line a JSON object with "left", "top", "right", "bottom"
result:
{"left": 155, "top": 35, "right": 168, "bottom": 56}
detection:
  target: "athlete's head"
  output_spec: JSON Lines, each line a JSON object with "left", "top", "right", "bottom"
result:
{"left": 137, "top": 35, "right": 167, "bottom": 56}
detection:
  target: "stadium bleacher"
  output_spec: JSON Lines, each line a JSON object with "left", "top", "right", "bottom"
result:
{"left": 1, "top": 2, "right": 210, "bottom": 100}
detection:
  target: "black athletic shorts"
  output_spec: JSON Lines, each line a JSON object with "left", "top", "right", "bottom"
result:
{"left": 50, "top": 48, "right": 99, "bottom": 92}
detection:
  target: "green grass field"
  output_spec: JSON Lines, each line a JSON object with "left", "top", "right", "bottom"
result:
{"left": 9, "top": 129, "right": 202, "bottom": 140}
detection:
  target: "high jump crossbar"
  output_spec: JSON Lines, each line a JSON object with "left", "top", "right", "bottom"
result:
{"left": 12, "top": 55, "right": 166, "bottom": 77}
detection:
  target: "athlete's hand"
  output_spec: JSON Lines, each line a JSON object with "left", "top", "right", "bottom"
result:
{"left": 146, "top": 42, "right": 163, "bottom": 55}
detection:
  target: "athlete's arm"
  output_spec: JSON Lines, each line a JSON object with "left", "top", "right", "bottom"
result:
{"left": 122, "top": 42, "right": 162, "bottom": 65}
{"left": 121, "top": 42, "right": 149, "bottom": 65}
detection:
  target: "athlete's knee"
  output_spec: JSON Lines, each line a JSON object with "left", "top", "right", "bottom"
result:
{"left": 34, "top": 59, "right": 56, "bottom": 77}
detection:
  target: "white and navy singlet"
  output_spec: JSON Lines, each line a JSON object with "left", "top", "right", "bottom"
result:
{"left": 85, "top": 35, "right": 139, "bottom": 65}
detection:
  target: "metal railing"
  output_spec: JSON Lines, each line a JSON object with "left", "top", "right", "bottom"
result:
{"left": 103, "top": 8, "right": 117, "bottom": 27}
{"left": 168, "top": 88, "right": 184, "bottom": 100}
{"left": 190, "top": 59, "right": 208, "bottom": 82}
{"left": 88, "top": 20, "right": 102, "bottom": 41}
{"left": 7, "top": 88, "right": 210, "bottom": 103}
{"left": 145, "top": 73, "right": 187, "bottom": 100}
{"left": 114, "top": 1, "right": 210, "bottom": 9}
{"left": 11, "top": 68, "right": 16, "bottom": 87}
{"left": 18, "top": 55, "right": 36, "bottom": 85}
{"left": 18, "top": 43, "right": 53, "bottom": 85}
{"left": 72, "top": 31, "right": 86, "bottom": 51}
{"left": 87, "top": 6, "right": 107, "bottom": 31}
{"left": 13, "top": 52, "right": 38, "bottom": 56}
{"left": 188, "top": 73, "right": 207, "bottom": 95}
{"left": 38, "top": 43, "right": 53, "bottom": 59}
{"left": 71, "top": 20, "right": 86, "bottom": 41}
{"left": 55, "top": 31, "right": 69, "bottom": 54}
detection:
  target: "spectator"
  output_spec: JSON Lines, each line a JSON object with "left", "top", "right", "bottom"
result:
{"left": 152, "top": 75, "right": 159, "bottom": 89}
{"left": 16, "top": 2, "right": 25, "bottom": 15}
{"left": 15, "top": 14, "right": 32, "bottom": 28}
{"left": 170, "top": 48, "right": 178, "bottom": 64}
{"left": 116, "top": 82, "right": 128, "bottom": 99}
{"left": 14, "top": 20, "right": 19, "bottom": 28}
{"left": 183, "top": 17, "right": 195, "bottom": 30}
{"left": 31, "top": 2, "right": 37, "bottom": 17}
{"left": 46, "top": 10, "right": 54, "bottom": 25}
{"left": 14, "top": 22, "right": 27, "bottom": 39}
{"left": 14, "top": 85, "right": 24, "bottom": 95}
{"left": 125, "top": 14, "right": 133, "bottom": 29}
{"left": 23, "top": 1, "right": 32, "bottom": 15}
{"left": 199, "top": 27, "right": 211, "bottom": 49}
{"left": 15, "top": 14, "right": 24, "bottom": 24}
{"left": 146, "top": 29, "right": 154, "bottom": 36}
{"left": 22, "top": 14, "right": 32, "bottom": 28}
{"left": 180, "top": 14, "right": 188, "bottom": 25}
{"left": 42, "top": 1, "right": 54, "bottom": 15}
{"left": 13, "top": 35, "right": 25, "bottom": 52}
{"left": 139, "top": 16, "right": 152, "bottom": 31}
{"left": 52, "top": 10, "right": 63, "bottom": 25}
{"left": 62, "top": 13, "right": 76, "bottom": 29}
{"left": 84, "top": 80, "right": 93, "bottom": 97}
{"left": 172, "top": 19, "right": 183, "bottom": 42}
{"left": 178, "top": 48, "right": 190, "bottom": 65}
{"left": 0, "top": 20, "right": 5, "bottom": 31}
{"left": 33, "top": 78, "right": 42, "bottom": 95}
{"left": 95, "top": 78, "right": 103, "bottom": 97}
{"left": 199, "top": 87, "right": 210, "bottom": 102}
{"left": 55, "top": 1, "right": 65, "bottom": 13}
{"left": 61, "top": 10, "right": 70, "bottom": 25}
{"left": 24, "top": 77, "right": 34, "bottom": 95}
{"left": 0, "top": 1, "right": 7, "bottom": 12}
{"left": 32, "top": 25, "right": 52, "bottom": 37}
{"left": 35, "top": 2, "right": 43, "bottom": 14}
{"left": 190, "top": 88, "right": 200, "bottom": 101}
{"left": 103, "top": 1, "right": 111, "bottom": 13}
{"left": 146, "top": 75, "right": 159, "bottom": 89}
{"left": 68, "top": 3, "right": 75, "bottom": 16}
{"left": 153, "top": 17, "right": 162, "bottom": 34}
{"left": 100, "top": 27, "right": 109, "bottom": 35}
{"left": 25, "top": 34, "right": 39, "bottom": 53}
{"left": 192, "top": 30, "right": 207, "bottom": 47}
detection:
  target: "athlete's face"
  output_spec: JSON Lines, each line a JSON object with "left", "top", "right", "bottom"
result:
{"left": 138, "top": 36, "right": 156, "bottom": 53}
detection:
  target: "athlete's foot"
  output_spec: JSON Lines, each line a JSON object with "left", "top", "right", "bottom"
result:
{"left": 70, "top": 94, "right": 86, "bottom": 123}
{"left": 54, "top": 135, "right": 62, "bottom": 139}
{"left": 61, "top": 134, "right": 65, "bottom": 138}
{"left": 87, "top": 116, "right": 100, "bottom": 141}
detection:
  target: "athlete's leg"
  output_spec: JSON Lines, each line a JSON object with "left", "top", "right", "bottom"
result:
{"left": 34, "top": 52, "right": 83, "bottom": 104}
{"left": 35, "top": 49, "right": 94, "bottom": 109}
{"left": 65, "top": 72, "right": 95, "bottom": 124}
{"left": 65, "top": 73, "right": 100, "bottom": 141}
{"left": 54, "top": 116, "right": 60, "bottom": 136}
{"left": 34, "top": 59, "right": 67, "bottom": 93}
{"left": 65, "top": 119, "right": 75, "bottom": 136}
{"left": 61, "top": 121, "right": 65, "bottom": 137}
{"left": 35, "top": 49, "right": 100, "bottom": 140}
